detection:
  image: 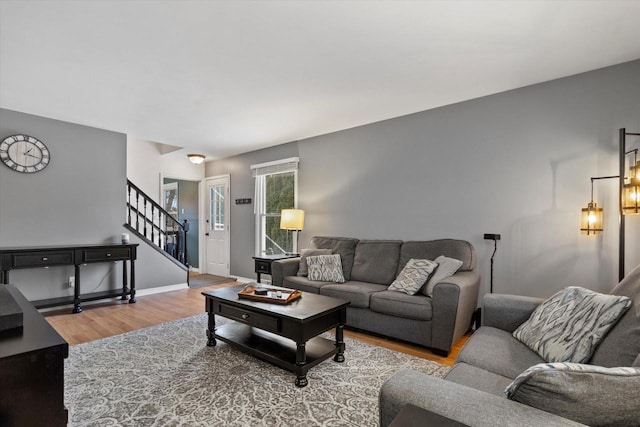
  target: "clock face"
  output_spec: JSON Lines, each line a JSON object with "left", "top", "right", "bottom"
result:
{"left": 0, "top": 134, "right": 51, "bottom": 173}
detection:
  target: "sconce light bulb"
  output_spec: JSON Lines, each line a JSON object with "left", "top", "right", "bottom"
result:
{"left": 588, "top": 213, "right": 597, "bottom": 224}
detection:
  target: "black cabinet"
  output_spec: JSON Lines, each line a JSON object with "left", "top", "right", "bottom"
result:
{"left": 0, "top": 244, "right": 138, "bottom": 313}
{"left": 252, "top": 254, "right": 299, "bottom": 283}
{"left": 0, "top": 285, "right": 69, "bottom": 427}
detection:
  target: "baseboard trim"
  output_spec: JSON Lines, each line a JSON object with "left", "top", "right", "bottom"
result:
{"left": 233, "top": 276, "right": 255, "bottom": 284}
{"left": 137, "top": 283, "right": 189, "bottom": 296}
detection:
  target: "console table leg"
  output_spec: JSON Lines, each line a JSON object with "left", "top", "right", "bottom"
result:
{"left": 72, "top": 265, "right": 82, "bottom": 314}
{"left": 295, "top": 342, "right": 308, "bottom": 387}
{"left": 121, "top": 260, "right": 129, "bottom": 301}
{"left": 206, "top": 312, "right": 216, "bottom": 346}
{"left": 128, "top": 260, "right": 137, "bottom": 303}
{"left": 334, "top": 324, "right": 345, "bottom": 362}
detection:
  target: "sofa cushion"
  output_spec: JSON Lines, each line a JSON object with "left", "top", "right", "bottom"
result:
{"left": 456, "top": 327, "right": 544, "bottom": 379}
{"left": 505, "top": 362, "right": 640, "bottom": 427}
{"left": 398, "top": 240, "right": 475, "bottom": 277}
{"left": 445, "top": 362, "right": 513, "bottom": 397}
{"left": 297, "top": 248, "right": 332, "bottom": 277}
{"left": 350, "top": 240, "right": 402, "bottom": 285}
{"left": 310, "top": 236, "right": 359, "bottom": 280}
{"left": 388, "top": 259, "right": 438, "bottom": 295}
{"left": 590, "top": 263, "right": 640, "bottom": 367}
{"left": 423, "top": 255, "right": 463, "bottom": 297}
{"left": 307, "top": 254, "right": 346, "bottom": 283}
{"left": 513, "top": 286, "right": 631, "bottom": 363}
{"left": 319, "top": 281, "right": 387, "bottom": 308}
{"left": 283, "top": 276, "right": 330, "bottom": 294}
{"left": 370, "top": 290, "right": 432, "bottom": 321}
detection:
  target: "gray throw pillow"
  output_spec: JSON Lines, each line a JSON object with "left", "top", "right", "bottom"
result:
{"left": 513, "top": 287, "right": 631, "bottom": 363}
{"left": 505, "top": 362, "right": 640, "bottom": 427}
{"left": 388, "top": 259, "right": 438, "bottom": 295}
{"left": 422, "top": 255, "right": 463, "bottom": 297}
{"left": 297, "top": 248, "right": 332, "bottom": 277}
{"left": 307, "top": 254, "right": 345, "bottom": 283}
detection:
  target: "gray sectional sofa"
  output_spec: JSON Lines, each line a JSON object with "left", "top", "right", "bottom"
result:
{"left": 379, "top": 263, "right": 640, "bottom": 426}
{"left": 271, "top": 236, "right": 480, "bottom": 355}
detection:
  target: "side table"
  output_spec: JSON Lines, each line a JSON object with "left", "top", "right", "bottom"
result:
{"left": 252, "top": 254, "right": 299, "bottom": 283}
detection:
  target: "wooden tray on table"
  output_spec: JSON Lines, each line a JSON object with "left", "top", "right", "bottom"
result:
{"left": 237, "top": 284, "right": 302, "bottom": 305}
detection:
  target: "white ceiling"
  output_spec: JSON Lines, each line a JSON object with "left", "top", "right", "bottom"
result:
{"left": 1, "top": 1, "right": 640, "bottom": 160}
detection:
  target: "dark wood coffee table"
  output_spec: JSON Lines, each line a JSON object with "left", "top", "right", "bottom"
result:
{"left": 202, "top": 284, "right": 349, "bottom": 387}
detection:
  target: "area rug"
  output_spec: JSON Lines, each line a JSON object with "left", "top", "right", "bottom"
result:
{"left": 65, "top": 314, "right": 449, "bottom": 426}
{"left": 189, "top": 273, "right": 237, "bottom": 288}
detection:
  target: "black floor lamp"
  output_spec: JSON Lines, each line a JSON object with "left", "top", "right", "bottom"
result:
{"left": 581, "top": 128, "right": 640, "bottom": 281}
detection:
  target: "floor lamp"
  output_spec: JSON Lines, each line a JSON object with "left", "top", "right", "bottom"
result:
{"left": 280, "top": 209, "right": 305, "bottom": 255}
{"left": 581, "top": 128, "right": 640, "bottom": 281}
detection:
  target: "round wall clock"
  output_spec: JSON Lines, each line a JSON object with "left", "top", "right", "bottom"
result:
{"left": 0, "top": 134, "right": 51, "bottom": 173}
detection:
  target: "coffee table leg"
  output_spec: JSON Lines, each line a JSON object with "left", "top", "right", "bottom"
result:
{"left": 206, "top": 312, "right": 216, "bottom": 347}
{"left": 295, "top": 342, "right": 308, "bottom": 387}
{"left": 334, "top": 324, "right": 345, "bottom": 362}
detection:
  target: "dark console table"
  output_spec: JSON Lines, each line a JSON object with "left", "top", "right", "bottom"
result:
{"left": 0, "top": 243, "right": 138, "bottom": 313}
{"left": 0, "top": 285, "right": 69, "bottom": 426}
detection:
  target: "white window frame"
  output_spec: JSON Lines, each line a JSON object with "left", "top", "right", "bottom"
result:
{"left": 251, "top": 157, "right": 299, "bottom": 256}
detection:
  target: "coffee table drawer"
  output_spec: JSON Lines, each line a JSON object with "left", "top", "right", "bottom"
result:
{"left": 217, "top": 303, "right": 279, "bottom": 332}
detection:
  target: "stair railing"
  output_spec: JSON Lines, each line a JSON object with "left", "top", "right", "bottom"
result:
{"left": 126, "top": 179, "right": 189, "bottom": 267}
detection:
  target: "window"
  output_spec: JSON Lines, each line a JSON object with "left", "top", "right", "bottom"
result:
{"left": 252, "top": 158, "right": 298, "bottom": 256}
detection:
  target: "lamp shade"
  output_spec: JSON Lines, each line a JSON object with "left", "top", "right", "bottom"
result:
{"left": 280, "top": 209, "right": 304, "bottom": 230}
{"left": 580, "top": 202, "right": 603, "bottom": 235}
{"left": 187, "top": 154, "right": 205, "bottom": 165}
{"left": 623, "top": 160, "right": 640, "bottom": 215}
{"left": 623, "top": 184, "right": 640, "bottom": 215}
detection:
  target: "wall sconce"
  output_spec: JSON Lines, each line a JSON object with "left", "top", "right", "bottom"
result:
{"left": 580, "top": 128, "right": 639, "bottom": 281}
{"left": 187, "top": 154, "right": 205, "bottom": 165}
{"left": 280, "top": 209, "right": 304, "bottom": 254}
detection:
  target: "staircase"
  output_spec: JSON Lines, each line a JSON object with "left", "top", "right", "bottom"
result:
{"left": 124, "top": 180, "right": 189, "bottom": 273}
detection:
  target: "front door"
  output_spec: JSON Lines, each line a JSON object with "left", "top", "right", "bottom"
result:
{"left": 205, "top": 176, "right": 230, "bottom": 276}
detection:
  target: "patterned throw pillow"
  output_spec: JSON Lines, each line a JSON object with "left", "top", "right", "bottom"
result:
{"left": 307, "top": 254, "right": 346, "bottom": 283}
{"left": 505, "top": 362, "right": 640, "bottom": 426}
{"left": 388, "top": 259, "right": 438, "bottom": 295}
{"left": 513, "top": 287, "right": 631, "bottom": 363}
{"left": 422, "top": 255, "right": 463, "bottom": 297}
{"left": 297, "top": 248, "right": 332, "bottom": 277}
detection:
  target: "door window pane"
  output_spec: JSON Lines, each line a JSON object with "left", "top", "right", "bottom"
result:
{"left": 210, "top": 184, "right": 225, "bottom": 231}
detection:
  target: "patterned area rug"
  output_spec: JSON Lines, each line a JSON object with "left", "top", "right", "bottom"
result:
{"left": 65, "top": 314, "right": 449, "bottom": 426}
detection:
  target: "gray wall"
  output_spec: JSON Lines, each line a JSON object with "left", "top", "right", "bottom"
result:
{"left": 0, "top": 108, "right": 186, "bottom": 301}
{"left": 206, "top": 60, "right": 640, "bottom": 298}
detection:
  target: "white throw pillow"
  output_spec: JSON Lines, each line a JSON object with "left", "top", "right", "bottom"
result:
{"left": 307, "top": 254, "right": 345, "bottom": 283}
{"left": 422, "top": 255, "right": 463, "bottom": 297}
{"left": 388, "top": 259, "right": 438, "bottom": 295}
{"left": 512, "top": 286, "right": 631, "bottom": 363}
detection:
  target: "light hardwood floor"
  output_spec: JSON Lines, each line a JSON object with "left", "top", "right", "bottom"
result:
{"left": 43, "top": 281, "right": 468, "bottom": 366}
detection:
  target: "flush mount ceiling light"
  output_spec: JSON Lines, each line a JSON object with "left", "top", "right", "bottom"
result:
{"left": 187, "top": 154, "right": 205, "bottom": 165}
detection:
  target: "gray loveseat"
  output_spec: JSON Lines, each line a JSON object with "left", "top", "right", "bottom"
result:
{"left": 379, "top": 264, "right": 640, "bottom": 426}
{"left": 271, "top": 236, "right": 480, "bottom": 356}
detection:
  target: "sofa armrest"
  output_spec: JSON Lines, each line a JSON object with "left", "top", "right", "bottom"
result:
{"left": 482, "top": 294, "right": 544, "bottom": 333}
{"left": 431, "top": 270, "right": 480, "bottom": 354}
{"left": 270, "top": 258, "right": 300, "bottom": 286}
{"left": 379, "top": 369, "right": 586, "bottom": 427}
